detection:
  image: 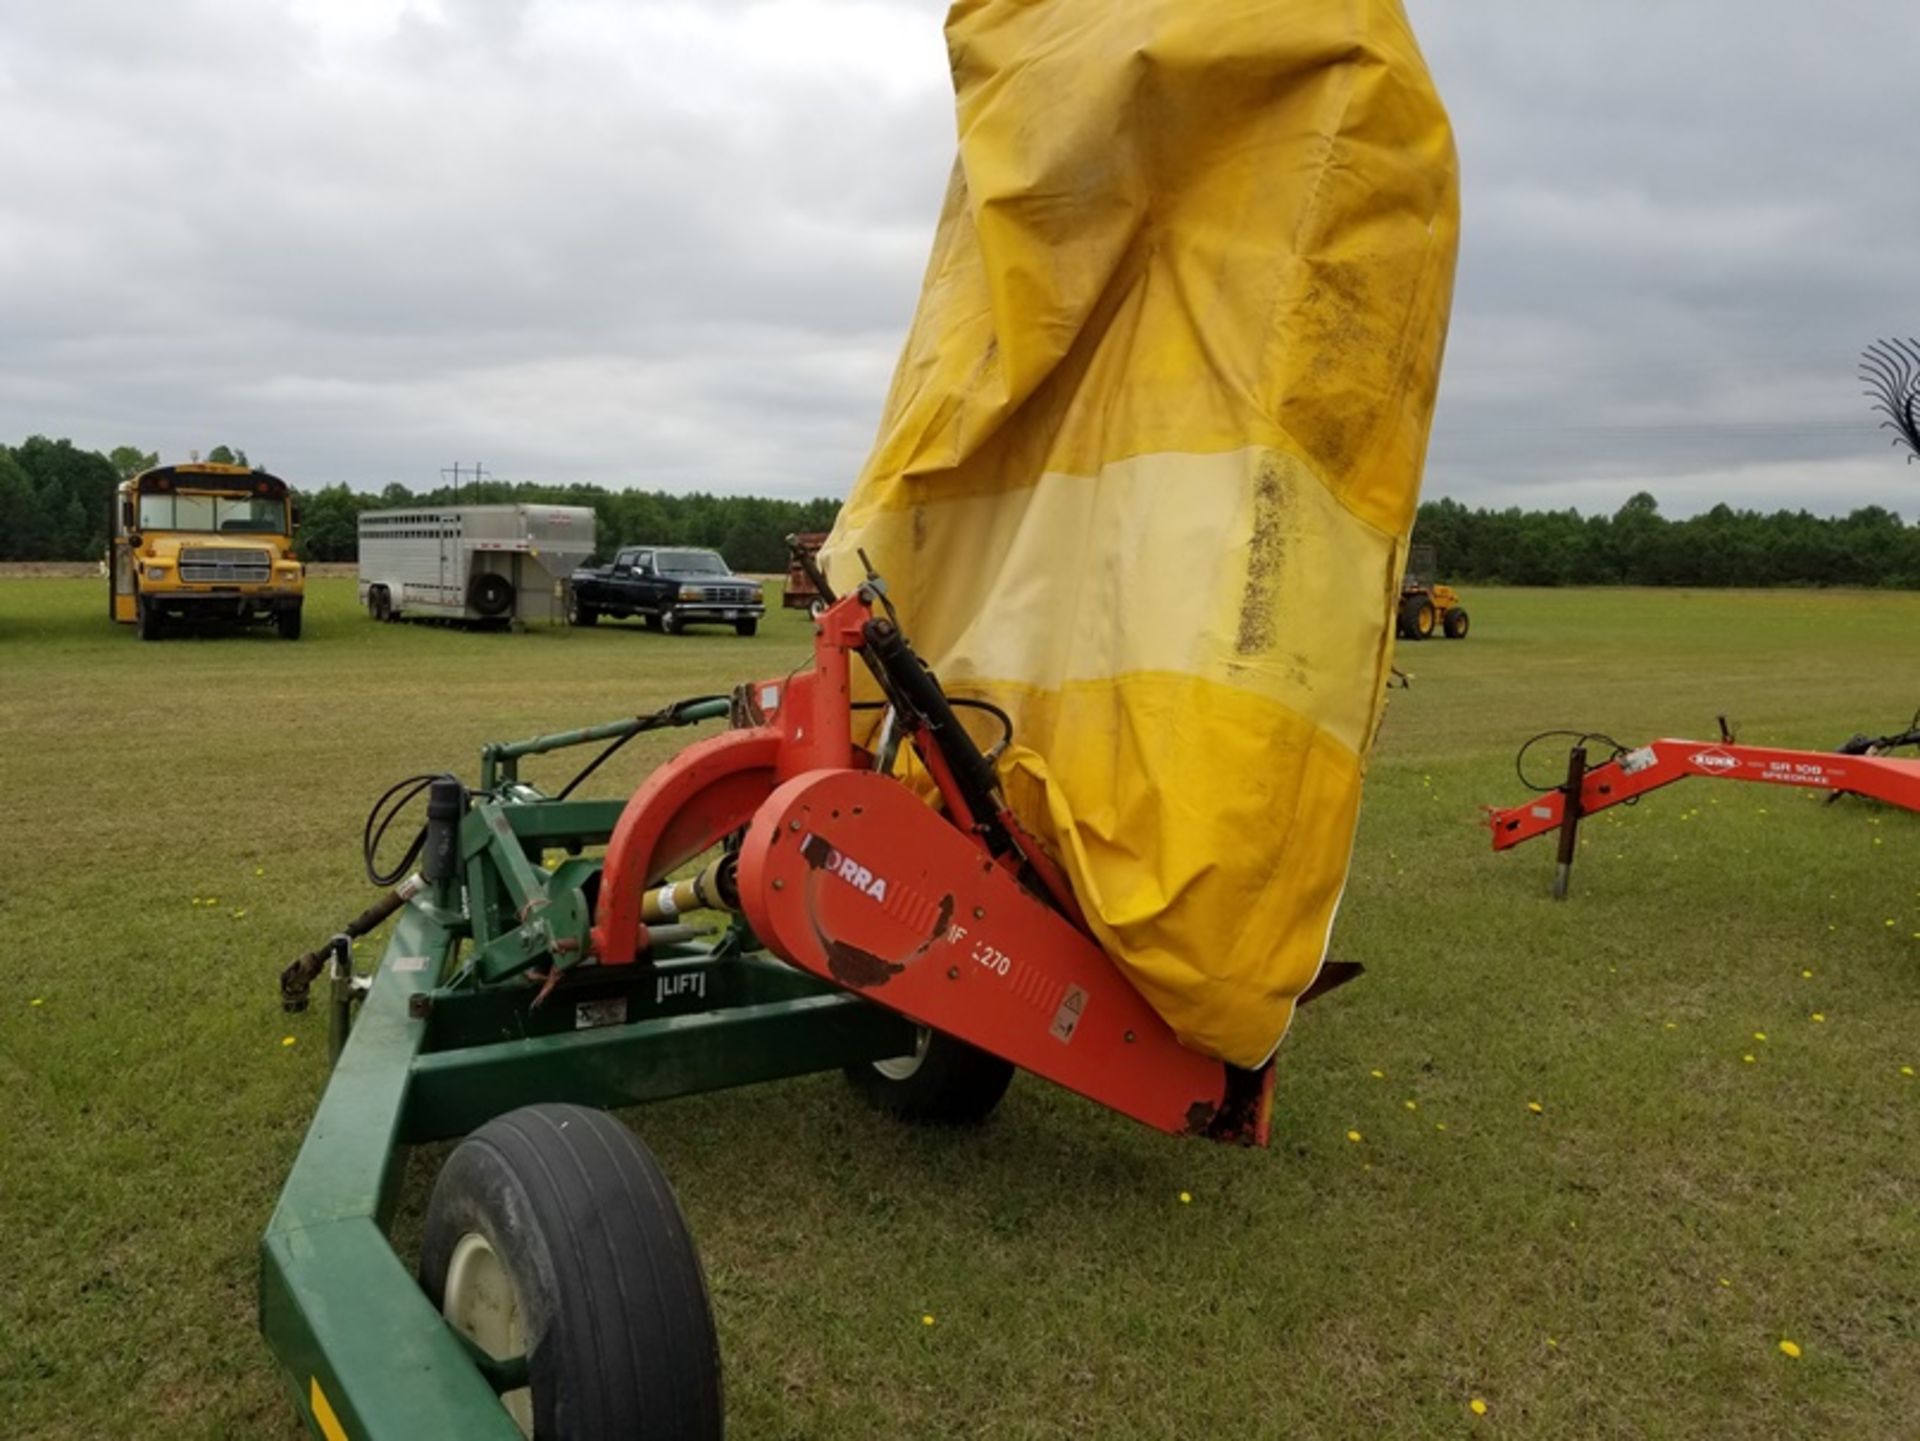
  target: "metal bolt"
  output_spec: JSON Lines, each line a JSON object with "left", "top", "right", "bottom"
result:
{"left": 1123, "top": 1030, "right": 1136, "bottom": 1044}
{"left": 773, "top": 878, "right": 785, "bottom": 891}
{"left": 408, "top": 994, "right": 432, "bottom": 1021}
{"left": 789, "top": 819, "right": 802, "bottom": 831}
{"left": 948, "top": 966, "right": 960, "bottom": 980}
{"left": 973, "top": 906, "right": 985, "bottom": 920}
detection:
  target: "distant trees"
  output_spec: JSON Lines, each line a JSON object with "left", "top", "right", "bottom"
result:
{"left": 0, "top": 436, "right": 842, "bottom": 570}
{"left": 3, "top": 431, "right": 1915, "bottom": 587}
{"left": 0, "top": 436, "right": 121, "bottom": 561}
{"left": 1411, "top": 492, "right": 1920, "bottom": 589}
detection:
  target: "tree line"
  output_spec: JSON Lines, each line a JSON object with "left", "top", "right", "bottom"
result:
{"left": 0, "top": 436, "right": 839, "bottom": 573}
{"left": 1411, "top": 492, "right": 1920, "bottom": 589}
{"left": 3, "top": 434, "right": 1916, "bottom": 587}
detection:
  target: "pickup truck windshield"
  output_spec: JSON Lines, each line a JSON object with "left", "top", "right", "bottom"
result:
{"left": 140, "top": 492, "right": 286, "bottom": 534}
{"left": 654, "top": 550, "right": 728, "bottom": 575}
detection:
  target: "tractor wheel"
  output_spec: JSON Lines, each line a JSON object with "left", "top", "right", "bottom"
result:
{"left": 565, "top": 588, "right": 596, "bottom": 627}
{"left": 419, "top": 1105, "right": 722, "bottom": 1441}
{"left": 844, "top": 1028, "right": 1015, "bottom": 1125}
{"left": 660, "top": 609, "right": 684, "bottom": 635}
{"left": 1398, "top": 594, "right": 1435, "bottom": 640}
{"left": 137, "top": 597, "right": 164, "bottom": 641}
{"left": 276, "top": 604, "right": 303, "bottom": 640}
{"left": 734, "top": 618, "right": 758, "bottom": 638}
{"left": 1443, "top": 607, "right": 1470, "bottom": 640}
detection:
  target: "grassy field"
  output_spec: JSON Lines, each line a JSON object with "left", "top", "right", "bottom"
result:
{"left": 2, "top": 578, "right": 1916, "bottom": 1439}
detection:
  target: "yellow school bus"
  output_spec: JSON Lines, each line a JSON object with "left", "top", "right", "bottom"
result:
{"left": 109, "top": 462, "right": 306, "bottom": 639}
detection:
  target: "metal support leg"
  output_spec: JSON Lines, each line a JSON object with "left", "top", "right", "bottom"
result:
{"left": 1552, "top": 744, "right": 1587, "bottom": 900}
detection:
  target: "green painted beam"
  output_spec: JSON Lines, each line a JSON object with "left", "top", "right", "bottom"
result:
{"left": 262, "top": 1217, "right": 521, "bottom": 1441}
{"left": 402, "top": 992, "right": 915, "bottom": 1144}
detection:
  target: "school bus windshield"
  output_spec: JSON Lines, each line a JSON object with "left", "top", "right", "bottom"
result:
{"left": 138, "top": 491, "right": 287, "bottom": 534}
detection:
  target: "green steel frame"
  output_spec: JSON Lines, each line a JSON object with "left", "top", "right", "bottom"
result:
{"left": 260, "top": 730, "right": 917, "bottom": 1440}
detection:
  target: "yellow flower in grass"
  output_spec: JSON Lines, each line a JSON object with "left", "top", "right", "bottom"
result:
{"left": 922, "top": 1314, "right": 936, "bottom": 1327}
{"left": 1469, "top": 1398, "right": 1488, "bottom": 1417}
{"left": 1346, "top": 1130, "right": 1363, "bottom": 1143}
{"left": 1527, "top": 1101, "right": 1544, "bottom": 1114}
{"left": 1778, "top": 1339, "right": 1801, "bottom": 1359}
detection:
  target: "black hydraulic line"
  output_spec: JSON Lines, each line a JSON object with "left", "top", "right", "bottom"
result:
{"left": 861, "top": 615, "right": 1014, "bottom": 855}
{"left": 552, "top": 696, "right": 729, "bottom": 801}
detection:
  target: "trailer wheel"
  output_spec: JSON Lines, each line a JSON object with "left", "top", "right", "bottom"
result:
{"left": 276, "top": 604, "right": 303, "bottom": 640}
{"left": 1443, "top": 606, "right": 1470, "bottom": 640}
{"left": 468, "top": 572, "right": 516, "bottom": 619}
{"left": 368, "top": 587, "right": 391, "bottom": 622}
{"left": 733, "top": 618, "right": 758, "bottom": 637}
{"left": 565, "top": 588, "right": 596, "bottom": 627}
{"left": 419, "top": 1105, "right": 722, "bottom": 1441}
{"left": 844, "top": 1028, "right": 1014, "bottom": 1125}
{"left": 137, "top": 597, "right": 164, "bottom": 641}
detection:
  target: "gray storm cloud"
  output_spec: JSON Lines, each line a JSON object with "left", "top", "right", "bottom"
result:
{"left": 1, "top": 0, "right": 1915, "bottom": 514}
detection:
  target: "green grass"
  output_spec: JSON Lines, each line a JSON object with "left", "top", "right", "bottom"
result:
{"left": 2, "top": 579, "right": 1916, "bottom": 1439}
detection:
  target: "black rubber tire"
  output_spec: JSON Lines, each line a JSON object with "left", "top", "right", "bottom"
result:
{"left": 137, "top": 597, "right": 164, "bottom": 641}
{"left": 1443, "top": 607, "right": 1470, "bottom": 640}
{"left": 843, "top": 1028, "right": 1015, "bottom": 1125}
{"left": 566, "top": 588, "right": 596, "bottom": 627}
{"left": 733, "top": 618, "right": 758, "bottom": 637}
{"left": 660, "top": 610, "right": 683, "bottom": 636}
{"left": 419, "top": 1104, "right": 722, "bottom": 1441}
{"left": 372, "top": 587, "right": 394, "bottom": 623}
{"left": 468, "top": 572, "right": 516, "bottom": 619}
{"left": 1398, "top": 593, "right": 1434, "bottom": 640}
{"left": 643, "top": 613, "right": 663, "bottom": 633}
{"left": 276, "top": 605, "right": 302, "bottom": 640}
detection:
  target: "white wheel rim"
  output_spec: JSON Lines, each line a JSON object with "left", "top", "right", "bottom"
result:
{"left": 874, "top": 1027, "right": 931, "bottom": 1082}
{"left": 443, "top": 1231, "right": 534, "bottom": 1437}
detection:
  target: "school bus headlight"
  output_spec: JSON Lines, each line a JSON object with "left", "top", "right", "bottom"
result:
{"left": 146, "top": 565, "right": 167, "bottom": 581}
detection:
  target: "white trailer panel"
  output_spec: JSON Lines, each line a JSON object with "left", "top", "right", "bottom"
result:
{"left": 357, "top": 504, "right": 596, "bottom": 625}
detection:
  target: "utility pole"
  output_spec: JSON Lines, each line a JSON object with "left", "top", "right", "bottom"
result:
{"left": 439, "top": 461, "right": 494, "bottom": 506}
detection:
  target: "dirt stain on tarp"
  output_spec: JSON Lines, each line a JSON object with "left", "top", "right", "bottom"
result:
{"left": 1237, "top": 457, "right": 1290, "bottom": 655}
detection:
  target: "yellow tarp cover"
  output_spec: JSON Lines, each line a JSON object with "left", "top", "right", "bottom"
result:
{"left": 823, "top": 0, "right": 1459, "bottom": 1066}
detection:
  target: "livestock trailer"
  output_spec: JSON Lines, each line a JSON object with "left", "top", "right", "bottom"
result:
{"left": 357, "top": 505, "right": 595, "bottom": 626}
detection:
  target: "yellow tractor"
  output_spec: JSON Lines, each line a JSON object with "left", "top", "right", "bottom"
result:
{"left": 1396, "top": 545, "right": 1468, "bottom": 641}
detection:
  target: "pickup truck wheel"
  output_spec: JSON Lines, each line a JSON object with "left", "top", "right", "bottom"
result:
{"left": 660, "top": 610, "right": 683, "bottom": 635}
{"left": 565, "top": 589, "right": 596, "bottom": 627}
{"left": 734, "top": 618, "right": 758, "bottom": 637}
{"left": 643, "top": 613, "right": 663, "bottom": 632}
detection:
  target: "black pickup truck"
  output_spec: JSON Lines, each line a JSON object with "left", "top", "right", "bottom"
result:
{"left": 567, "top": 546, "right": 766, "bottom": 635}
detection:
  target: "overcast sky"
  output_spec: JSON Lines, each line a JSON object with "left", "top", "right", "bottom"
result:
{"left": 2, "top": 0, "right": 1916, "bottom": 516}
